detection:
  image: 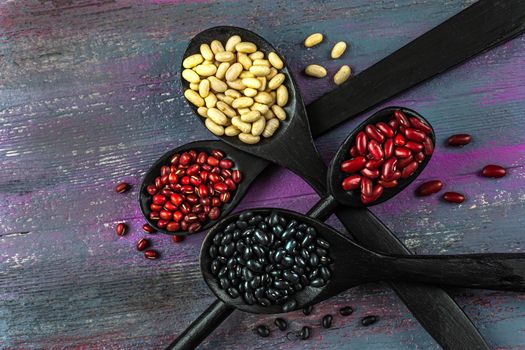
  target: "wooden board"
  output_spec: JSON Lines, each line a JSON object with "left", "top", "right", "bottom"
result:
{"left": 1, "top": 0, "right": 524, "bottom": 348}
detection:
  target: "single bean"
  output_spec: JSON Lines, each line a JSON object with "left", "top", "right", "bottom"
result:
{"left": 189, "top": 82, "right": 199, "bottom": 90}
{"left": 305, "top": 64, "right": 327, "bottom": 78}
{"left": 276, "top": 85, "right": 288, "bottom": 107}
{"left": 200, "top": 43, "right": 214, "bottom": 61}
{"left": 198, "top": 79, "right": 210, "bottom": 98}
{"left": 227, "top": 79, "right": 246, "bottom": 90}
{"left": 182, "top": 69, "right": 200, "bottom": 83}
{"left": 242, "top": 77, "right": 261, "bottom": 89}
{"left": 231, "top": 116, "right": 251, "bottom": 133}
{"left": 249, "top": 65, "right": 271, "bottom": 77}
{"left": 225, "top": 63, "right": 243, "bottom": 81}
{"left": 240, "top": 110, "right": 261, "bottom": 123}
{"left": 225, "top": 35, "right": 241, "bottom": 52}
{"left": 232, "top": 96, "right": 254, "bottom": 109}
{"left": 215, "top": 62, "right": 230, "bottom": 80}
{"left": 333, "top": 65, "right": 351, "bottom": 85}
{"left": 271, "top": 105, "right": 287, "bottom": 121}
{"left": 183, "top": 54, "right": 204, "bottom": 68}
{"left": 235, "top": 42, "right": 257, "bottom": 53}
{"left": 304, "top": 33, "right": 324, "bottom": 47}
{"left": 215, "top": 51, "right": 235, "bottom": 62}
{"left": 254, "top": 92, "right": 273, "bottom": 105}
{"left": 205, "top": 118, "right": 225, "bottom": 136}
{"left": 243, "top": 88, "right": 258, "bottom": 97}
{"left": 197, "top": 106, "right": 208, "bottom": 118}
{"left": 224, "top": 89, "right": 241, "bottom": 99}
{"left": 331, "top": 41, "right": 347, "bottom": 59}
{"left": 267, "top": 67, "right": 278, "bottom": 79}
{"left": 210, "top": 40, "right": 224, "bottom": 54}
{"left": 252, "top": 59, "right": 270, "bottom": 67}
{"left": 205, "top": 93, "right": 217, "bottom": 108}
{"left": 184, "top": 89, "right": 204, "bottom": 107}
{"left": 225, "top": 125, "right": 241, "bottom": 136}
{"left": 251, "top": 102, "right": 269, "bottom": 115}
{"left": 217, "top": 101, "right": 236, "bottom": 117}
{"left": 237, "top": 53, "right": 252, "bottom": 70}
{"left": 207, "top": 108, "right": 229, "bottom": 125}
{"left": 238, "top": 133, "right": 260, "bottom": 144}
{"left": 262, "top": 118, "right": 279, "bottom": 138}
{"left": 268, "top": 52, "right": 284, "bottom": 69}
{"left": 208, "top": 76, "right": 228, "bottom": 92}
{"left": 268, "top": 73, "right": 285, "bottom": 90}
{"left": 249, "top": 51, "right": 264, "bottom": 60}
{"left": 195, "top": 64, "right": 217, "bottom": 77}
{"left": 251, "top": 117, "right": 266, "bottom": 136}
{"left": 257, "top": 77, "right": 267, "bottom": 91}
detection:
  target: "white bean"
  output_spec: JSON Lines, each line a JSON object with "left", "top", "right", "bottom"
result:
{"left": 225, "top": 63, "right": 244, "bottom": 81}
{"left": 225, "top": 125, "right": 241, "bottom": 136}
{"left": 268, "top": 52, "right": 284, "bottom": 69}
{"left": 240, "top": 110, "right": 261, "bottom": 123}
{"left": 225, "top": 35, "right": 241, "bottom": 52}
{"left": 205, "top": 93, "right": 217, "bottom": 108}
{"left": 189, "top": 82, "right": 199, "bottom": 90}
{"left": 254, "top": 92, "right": 274, "bottom": 105}
{"left": 271, "top": 104, "right": 287, "bottom": 121}
{"left": 224, "top": 89, "right": 241, "bottom": 98}
{"left": 197, "top": 106, "right": 208, "bottom": 118}
{"left": 237, "top": 53, "right": 252, "bottom": 70}
{"left": 276, "top": 85, "right": 288, "bottom": 107}
{"left": 242, "top": 78, "right": 261, "bottom": 89}
{"left": 331, "top": 41, "right": 347, "bottom": 59}
{"left": 304, "top": 64, "right": 327, "bottom": 78}
{"left": 249, "top": 51, "right": 264, "bottom": 60}
{"left": 239, "top": 71, "right": 255, "bottom": 79}
{"left": 304, "top": 33, "right": 324, "bottom": 48}
{"left": 262, "top": 118, "right": 280, "bottom": 138}
{"left": 199, "top": 79, "right": 210, "bottom": 98}
{"left": 217, "top": 101, "right": 236, "bottom": 117}
{"left": 231, "top": 117, "right": 251, "bottom": 133}
{"left": 227, "top": 79, "right": 246, "bottom": 90}
{"left": 208, "top": 76, "right": 228, "bottom": 92}
{"left": 257, "top": 77, "right": 267, "bottom": 91}
{"left": 238, "top": 133, "right": 260, "bottom": 144}
{"left": 195, "top": 64, "right": 217, "bottom": 77}
{"left": 207, "top": 108, "right": 229, "bottom": 125}
{"left": 252, "top": 59, "right": 270, "bottom": 67}
{"left": 200, "top": 44, "right": 214, "bottom": 61}
{"left": 183, "top": 54, "right": 204, "bottom": 68}
{"left": 251, "top": 102, "right": 269, "bottom": 115}
{"left": 215, "top": 62, "right": 230, "bottom": 79}
{"left": 333, "top": 65, "right": 351, "bottom": 85}
{"left": 268, "top": 73, "right": 285, "bottom": 90}
{"left": 182, "top": 69, "right": 200, "bottom": 83}
{"left": 249, "top": 65, "right": 271, "bottom": 77}
{"left": 235, "top": 42, "right": 257, "bottom": 53}
{"left": 215, "top": 51, "right": 235, "bottom": 62}
{"left": 185, "top": 89, "right": 204, "bottom": 107}
{"left": 210, "top": 40, "right": 224, "bottom": 54}
{"left": 251, "top": 117, "right": 266, "bottom": 136}
{"left": 243, "top": 88, "right": 258, "bottom": 97}
{"left": 232, "top": 96, "right": 254, "bottom": 109}
{"left": 205, "top": 118, "right": 225, "bottom": 136}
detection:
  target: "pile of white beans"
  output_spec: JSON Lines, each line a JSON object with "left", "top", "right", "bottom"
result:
{"left": 182, "top": 36, "right": 288, "bottom": 144}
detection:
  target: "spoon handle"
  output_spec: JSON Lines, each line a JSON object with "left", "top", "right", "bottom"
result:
{"left": 385, "top": 253, "right": 525, "bottom": 291}
{"left": 165, "top": 299, "right": 234, "bottom": 350}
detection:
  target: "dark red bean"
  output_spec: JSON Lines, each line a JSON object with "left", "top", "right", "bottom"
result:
{"left": 361, "top": 168, "right": 380, "bottom": 179}
{"left": 394, "top": 147, "right": 411, "bottom": 158}
{"left": 365, "top": 159, "right": 384, "bottom": 170}
{"left": 225, "top": 178, "right": 237, "bottom": 191}
{"left": 157, "top": 219, "right": 168, "bottom": 229}
{"left": 172, "top": 235, "right": 185, "bottom": 243}
{"left": 160, "top": 165, "right": 170, "bottom": 177}
{"left": 220, "top": 192, "right": 231, "bottom": 203}
{"left": 409, "top": 117, "right": 432, "bottom": 134}
{"left": 448, "top": 134, "right": 472, "bottom": 146}
{"left": 365, "top": 125, "right": 385, "bottom": 143}
{"left": 186, "top": 164, "right": 200, "bottom": 176}
{"left": 349, "top": 146, "right": 359, "bottom": 157}
{"left": 136, "top": 238, "right": 149, "bottom": 251}
{"left": 383, "top": 170, "right": 401, "bottom": 181}
{"left": 192, "top": 204, "right": 203, "bottom": 214}
{"left": 340, "top": 156, "right": 367, "bottom": 173}
{"left": 170, "top": 153, "right": 180, "bottom": 164}
{"left": 180, "top": 176, "right": 190, "bottom": 185}
{"left": 403, "top": 128, "right": 426, "bottom": 143}
{"left": 211, "top": 166, "right": 221, "bottom": 174}
{"left": 150, "top": 204, "right": 162, "bottom": 212}
{"left": 115, "top": 182, "right": 130, "bottom": 193}
{"left": 388, "top": 119, "right": 399, "bottom": 131}
{"left": 196, "top": 184, "right": 208, "bottom": 198}
{"left": 368, "top": 140, "right": 384, "bottom": 160}
{"left": 160, "top": 188, "right": 174, "bottom": 197}
{"left": 401, "top": 161, "right": 418, "bottom": 179}
{"left": 188, "top": 150, "right": 197, "bottom": 160}
{"left": 208, "top": 173, "right": 220, "bottom": 183}
{"left": 203, "top": 205, "right": 211, "bottom": 214}
{"left": 375, "top": 122, "right": 394, "bottom": 138}
{"left": 166, "top": 221, "right": 180, "bottom": 232}
{"left": 443, "top": 192, "right": 465, "bottom": 203}
{"left": 143, "top": 223, "right": 156, "bottom": 233}
{"left": 394, "top": 110, "right": 410, "bottom": 126}
{"left": 342, "top": 175, "right": 361, "bottom": 191}
{"left": 179, "top": 153, "right": 191, "bottom": 165}
{"left": 161, "top": 175, "right": 170, "bottom": 185}
{"left": 213, "top": 182, "right": 228, "bottom": 193}
{"left": 481, "top": 165, "right": 506, "bottom": 178}
{"left": 144, "top": 249, "right": 160, "bottom": 260}
{"left": 116, "top": 223, "right": 127, "bottom": 236}
{"left": 361, "top": 177, "right": 373, "bottom": 197}
{"left": 154, "top": 177, "right": 162, "bottom": 189}
{"left": 180, "top": 185, "right": 194, "bottom": 194}
{"left": 149, "top": 212, "right": 160, "bottom": 220}
{"left": 361, "top": 185, "right": 383, "bottom": 204}
{"left": 396, "top": 155, "right": 414, "bottom": 169}
{"left": 219, "top": 159, "right": 233, "bottom": 169}
{"left": 209, "top": 207, "right": 221, "bottom": 220}
{"left": 416, "top": 180, "right": 443, "bottom": 196}
{"left": 211, "top": 197, "right": 221, "bottom": 207}
{"left": 356, "top": 131, "right": 367, "bottom": 155}
{"left": 189, "top": 222, "right": 202, "bottom": 234}
{"left": 181, "top": 221, "right": 188, "bottom": 231}
{"left": 211, "top": 149, "right": 225, "bottom": 159}
{"left": 163, "top": 201, "right": 177, "bottom": 212}
{"left": 381, "top": 157, "right": 397, "bottom": 179}
{"left": 196, "top": 152, "right": 207, "bottom": 164}
{"left": 383, "top": 138, "right": 394, "bottom": 159}
{"left": 170, "top": 193, "right": 184, "bottom": 206}
{"left": 197, "top": 212, "right": 207, "bottom": 222}
{"left": 180, "top": 202, "right": 191, "bottom": 214}
{"left": 173, "top": 211, "right": 184, "bottom": 222}
{"left": 423, "top": 136, "right": 434, "bottom": 155}
{"left": 232, "top": 170, "right": 242, "bottom": 183}
{"left": 207, "top": 156, "right": 219, "bottom": 166}
{"left": 189, "top": 175, "right": 201, "bottom": 186}
{"left": 184, "top": 214, "right": 198, "bottom": 223}
{"left": 378, "top": 179, "right": 398, "bottom": 188}
{"left": 394, "top": 133, "right": 406, "bottom": 146}
{"left": 146, "top": 185, "right": 157, "bottom": 196}
{"left": 159, "top": 210, "right": 172, "bottom": 221}
{"left": 405, "top": 141, "right": 424, "bottom": 152}
{"left": 152, "top": 194, "right": 167, "bottom": 205}
{"left": 221, "top": 169, "right": 232, "bottom": 178}
{"left": 414, "top": 151, "right": 425, "bottom": 163}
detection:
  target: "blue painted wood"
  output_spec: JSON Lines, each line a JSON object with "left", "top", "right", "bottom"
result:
{"left": 0, "top": 0, "right": 524, "bottom": 348}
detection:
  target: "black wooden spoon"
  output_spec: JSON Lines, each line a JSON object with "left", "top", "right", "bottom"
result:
{"left": 180, "top": 26, "right": 486, "bottom": 349}
{"left": 168, "top": 208, "right": 525, "bottom": 349}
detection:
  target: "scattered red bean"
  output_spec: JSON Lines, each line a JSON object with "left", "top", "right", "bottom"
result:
{"left": 442, "top": 192, "right": 465, "bottom": 203}
{"left": 145, "top": 150, "right": 241, "bottom": 233}
{"left": 115, "top": 223, "right": 127, "bottom": 236}
{"left": 416, "top": 180, "right": 443, "bottom": 196}
{"left": 144, "top": 249, "right": 160, "bottom": 260}
{"left": 481, "top": 164, "right": 506, "bottom": 178}
{"left": 172, "top": 235, "right": 185, "bottom": 243}
{"left": 448, "top": 134, "right": 472, "bottom": 146}
{"left": 115, "top": 182, "right": 130, "bottom": 193}
{"left": 143, "top": 223, "right": 157, "bottom": 233}
{"left": 340, "top": 110, "right": 434, "bottom": 204}
{"left": 137, "top": 238, "right": 149, "bottom": 251}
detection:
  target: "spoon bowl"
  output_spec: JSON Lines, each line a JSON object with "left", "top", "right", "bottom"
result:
{"left": 328, "top": 107, "right": 436, "bottom": 207}
{"left": 138, "top": 140, "right": 267, "bottom": 235}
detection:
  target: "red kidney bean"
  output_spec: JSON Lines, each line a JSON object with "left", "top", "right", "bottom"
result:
{"left": 144, "top": 249, "right": 160, "bottom": 260}
{"left": 423, "top": 136, "right": 433, "bottom": 155}
{"left": 403, "top": 128, "right": 426, "bottom": 143}
{"left": 442, "top": 192, "right": 465, "bottom": 203}
{"left": 396, "top": 155, "right": 414, "bottom": 169}
{"left": 405, "top": 141, "right": 424, "bottom": 152}
{"left": 448, "top": 134, "right": 472, "bottom": 146}
{"left": 401, "top": 161, "right": 418, "bottom": 179}
{"left": 137, "top": 238, "right": 149, "bottom": 251}
{"left": 394, "top": 133, "right": 406, "bottom": 146}
{"left": 409, "top": 117, "right": 432, "bottom": 134}
{"left": 150, "top": 204, "right": 162, "bottom": 212}
{"left": 172, "top": 235, "right": 185, "bottom": 243}
{"left": 368, "top": 140, "right": 384, "bottom": 160}
{"left": 157, "top": 219, "right": 168, "bottom": 228}
{"left": 115, "top": 182, "right": 130, "bottom": 193}
{"left": 381, "top": 157, "right": 397, "bottom": 179}
{"left": 378, "top": 179, "right": 398, "bottom": 188}
{"left": 116, "top": 223, "right": 127, "bottom": 236}
{"left": 160, "top": 210, "right": 172, "bottom": 221}
{"left": 416, "top": 180, "right": 443, "bottom": 196}
{"left": 361, "top": 185, "right": 383, "bottom": 204}
{"left": 340, "top": 156, "right": 367, "bottom": 173}
{"left": 394, "top": 147, "right": 411, "bottom": 158}
{"left": 356, "top": 132, "right": 367, "bottom": 155}
{"left": 146, "top": 185, "right": 157, "bottom": 195}
{"left": 394, "top": 110, "right": 410, "bottom": 126}
{"left": 383, "top": 138, "right": 394, "bottom": 159}
{"left": 375, "top": 122, "right": 394, "bottom": 138}
{"left": 342, "top": 175, "right": 361, "bottom": 191}
{"left": 361, "top": 177, "right": 373, "bottom": 197}
{"left": 361, "top": 168, "right": 380, "bottom": 179}
{"left": 232, "top": 170, "right": 242, "bottom": 183}
{"left": 388, "top": 119, "right": 399, "bottom": 131}
{"left": 173, "top": 211, "right": 184, "bottom": 222}
{"left": 365, "top": 125, "right": 385, "bottom": 143}
{"left": 166, "top": 221, "right": 180, "bottom": 232}
{"left": 365, "top": 159, "right": 384, "bottom": 170}
{"left": 349, "top": 146, "right": 359, "bottom": 157}
{"left": 143, "top": 223, "right": 156, "bottom": 233}
{"left": 383, "top": 170, "right": 401, "bottom": 181}
{"left": 481, "top": 164, "right": 506, "bottom": 178}
{"left": 414, "top": 152, "right": 425, "bottom": 163}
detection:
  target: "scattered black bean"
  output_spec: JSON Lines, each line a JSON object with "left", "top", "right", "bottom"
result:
{"left": 361, "top": 315, "right": 378, "bottom": 326}
{"left": 303, "top": 305, "right": 313, "bottom": 315}
{"left": 299, "top": 326, "right": 311, "bottom": 340}
{"left": 339, "top": 306, "right": 353, "bottom": 316}
{"left": 209, "top": 210, "right": 332, "bottom": 312}
{"left": 255, "top": 324, "right": 270, "bottom": 337}
{"left": 274, "top": 318, "right": 288, "bottom": 331}
{"left": 322, "top": 314, "right": 333, "bottom": 328}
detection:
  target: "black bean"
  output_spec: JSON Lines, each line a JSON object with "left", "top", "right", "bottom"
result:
{"left": 310, "top": 278, "right": 326, "bottom": 288}
{"left": 235, "top": 265, "right": 242, "bottom": 277}
{"left": 252, "top": 245, "right": 265, "bottom": 259}
{"left": 274, "top": 318, "right": 288, "bottom": 331}
{"left": 300, "top": 248, "right": 310, "bottom": 260}
{"left": 213, "top": 232, "right": 223, "bottom": 245}
{"left": 227, "top": 287, "right": 239, "bottom": 298}
{"left": 254, "top": 229, "right": 269, "bottom": 245}
{"left": 292, "top": 264, "right": 304, "bottom": 275}
{"left": 242, "top": 246, "right": 252, "bottom": 260}
{"left": 298, "top": 223, "right": 308, "bottom": 230}
{"left": 303, "top": 305, "right": 313, "bottom": 315}
{"left": 362, "top": 315, "right": 378, "bottom": 326}
{"left": 308, "top": 269, "right": 319, "bottom": 280}
{"left": 295, "top": 256, "right": 306, "bottom": 267}
{"left": 272, "top": 224, "right": 283, "bottom": 236}
{"left": 208, "top": 245, "right": 218, "bottom": 258}
{"left": 339, "top": 306, "right": 353, "bottom": 316}
{"left": 281, "top": 228, "right": 295, "bottom": 241}
{"left": 306, "top": 244, "right": 315, "bottom": 252}
{"left": 255, "top": 325, "right": 270, "bottom": 337}
{"left": 299, "top": 326, "right": 311, "bottom": 340}
{"left": 258, "top": 298, "right": 271, "bottom": 307}
{"left": 232, "top": 229, "right": 241, "bottom": 241}
{"left": 211, "top": 260, "right": 220, "bottom": 275}
{"left": 282, "top": 255, "right": 294, "bottom": 267}
{"left": 317, "top": 237, "right": 330, "bottom": 249}
{"left": 269, "top": 213, "right": 280, "bottom": 226}
{"left": 322, "top": 314, "right": 333, "bottom": 328}
{"left": 219, "top": 278, "right": 230, "bottom": 289}
{"left": 236, "top": 241, "right": 245, "bottom": 252}
{"left": 221, "top": 233, "right": 232, "bottom": 245}
{"left": 269, "top": 269, "right": 280, "bottom": 277}
{"left": 243, "top": 292, "right": 255, "bottom": 305}
{"left": 273, "top": 279, "right": 289, "bottom": 290}
{"left": 295, "top": 230, "right": 304, "bottom": 241}
{"left": 279, "top": 216, "right": 287, "bottom": 226}
{"left": 283, "top": 270, "right": 300, "bottom": 284}
{"left": 281, "top": 298, "right": 297, "bottom": 312}
{"left": 301, "top": 232, "right": 315, "bottom": 246}
{"left": 243, "top": 267, "right": 254, "bottom": 281}
{"left": 223, "top": 242, "right": 235, "bottom": 256}
{"left": 319, "top": 266, "right": 331, "bottom": 280}
{"left": 225, "top": 223, "right": 236, "bottom": 233}
{"left": 299, "top": 274, "right": 309, "bottom": 287}
{"left": 254, "top": 287, "right": 265, "bottom": 299}
{"left": 217, "top": 255, "right": 227, "bottom": 264}
{"left": 248, "top": 215, "right": 262, "bottom": 225}
{"left": 250, "top": 276, "right": 261, "bottom": 289}
{"left": 294, "top": 282, "right": 304, "bottom": 291}
{"left": 236, "top": 256, "right": 246, "bottom": 266}
{"left": 316, "top": 247, "right": 327, "bottom": 257}
{"left": 218, "top": 266, "right": 227, "bottom": 278}
{"left": 227, "top": 269, "right": 236, "bottom": 281}
{"left": 274, "top": 249, "right": 285, "bottom": 262}
{"left": 236, "top": 220, "right": 248, "bottom": 229}
{"left": 309, "top": 253, "right": 319, "bottom": 267}
{"left": 319, "top": 256, "right": 332, "bottom": 265}
{"left": 285, "top": 239, "right": 297, "bottom": 253}
{"left": 247, "top": 259, "right": 263, "bottom": 272}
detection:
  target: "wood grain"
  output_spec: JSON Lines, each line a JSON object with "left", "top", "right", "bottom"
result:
{"left": 1, "top": 0, "right": 524, "bottom": 348}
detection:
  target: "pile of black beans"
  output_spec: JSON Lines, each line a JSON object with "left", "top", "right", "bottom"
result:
{"left": 208, "top": 210, "right": 332, "bottom": 312}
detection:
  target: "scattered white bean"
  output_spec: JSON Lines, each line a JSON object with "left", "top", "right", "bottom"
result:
{"left": 304, "top": 64, "right": 327, "bottom": 78}
{"left": 197, "top": 106, "right": 208, "bottom": 118}
{"left": 304, "top": 33, "right": 324, "bottom": 48}
{"left": 331, "top": 41, "right": 347, "bottom": 59}
{"left": 333, "top": 65, "right": 351, "bottom": 85}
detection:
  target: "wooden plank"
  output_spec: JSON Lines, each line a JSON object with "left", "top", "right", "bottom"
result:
{"left": 1, "top": 0, "right": 524, "bottom": 348}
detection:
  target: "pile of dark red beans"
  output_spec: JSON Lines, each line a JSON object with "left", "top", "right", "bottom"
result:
{"left": 145, "top": 149, "right": 242, "bottom": 234}
{"left": 340, "top": 110, "right": 434, "bottom": 204}
{"left": 209, "top": 211, "right": 332, "bottom": 313}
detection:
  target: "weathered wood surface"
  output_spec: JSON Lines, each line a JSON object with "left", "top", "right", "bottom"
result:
{"left": 1, "top": 0, "right": 524, "bottom": 348}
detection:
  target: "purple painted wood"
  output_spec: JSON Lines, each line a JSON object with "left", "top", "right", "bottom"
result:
{"left": 1, "top": 0, "right": 524, "bottom": 348}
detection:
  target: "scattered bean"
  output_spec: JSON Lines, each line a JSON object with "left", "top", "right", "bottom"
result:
{"left": 322, "top": 314, "right": 333, "bottom": 328}
{"left": 274, "top": 318, "right": 288, "bottom": 331}
{"left": 339, "top": 306, "right": 353, "bottom": 316}
{"left": 416, "top": 180, "right": 443, "bottom": 196}
{"left": 304, "top": 33, "right": 324, "bottom": 47}
{"left": 333, "top": 65, "right": 351, "bottom": 85}
{"left": 442, "top": 191, "right": 465, "bottom": 203}
{"left": 255, "top": 325, "right": 270, "bottom": 337}
{"left": 299, "top": 326, "right": 311, "bottom": 340}
{"left": 481, "top": 164, "right": 506, "bottom": 178}
{"left": 303, "top": 305, "right": 314, "bottom": 315}
{"left": 115, "top": 182, "right": 130, "bottom": 193}
{"left": 331, "top": 41, "right": 347, "bottom": 59}
{"left": 361, "top": 315, "right": 378, "bottom": 326}
{"left": 116, "top": 223, "right": 127, "bottom": 236}
{"left": 304, "top": 64, "right": 327, "bottom": 78}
